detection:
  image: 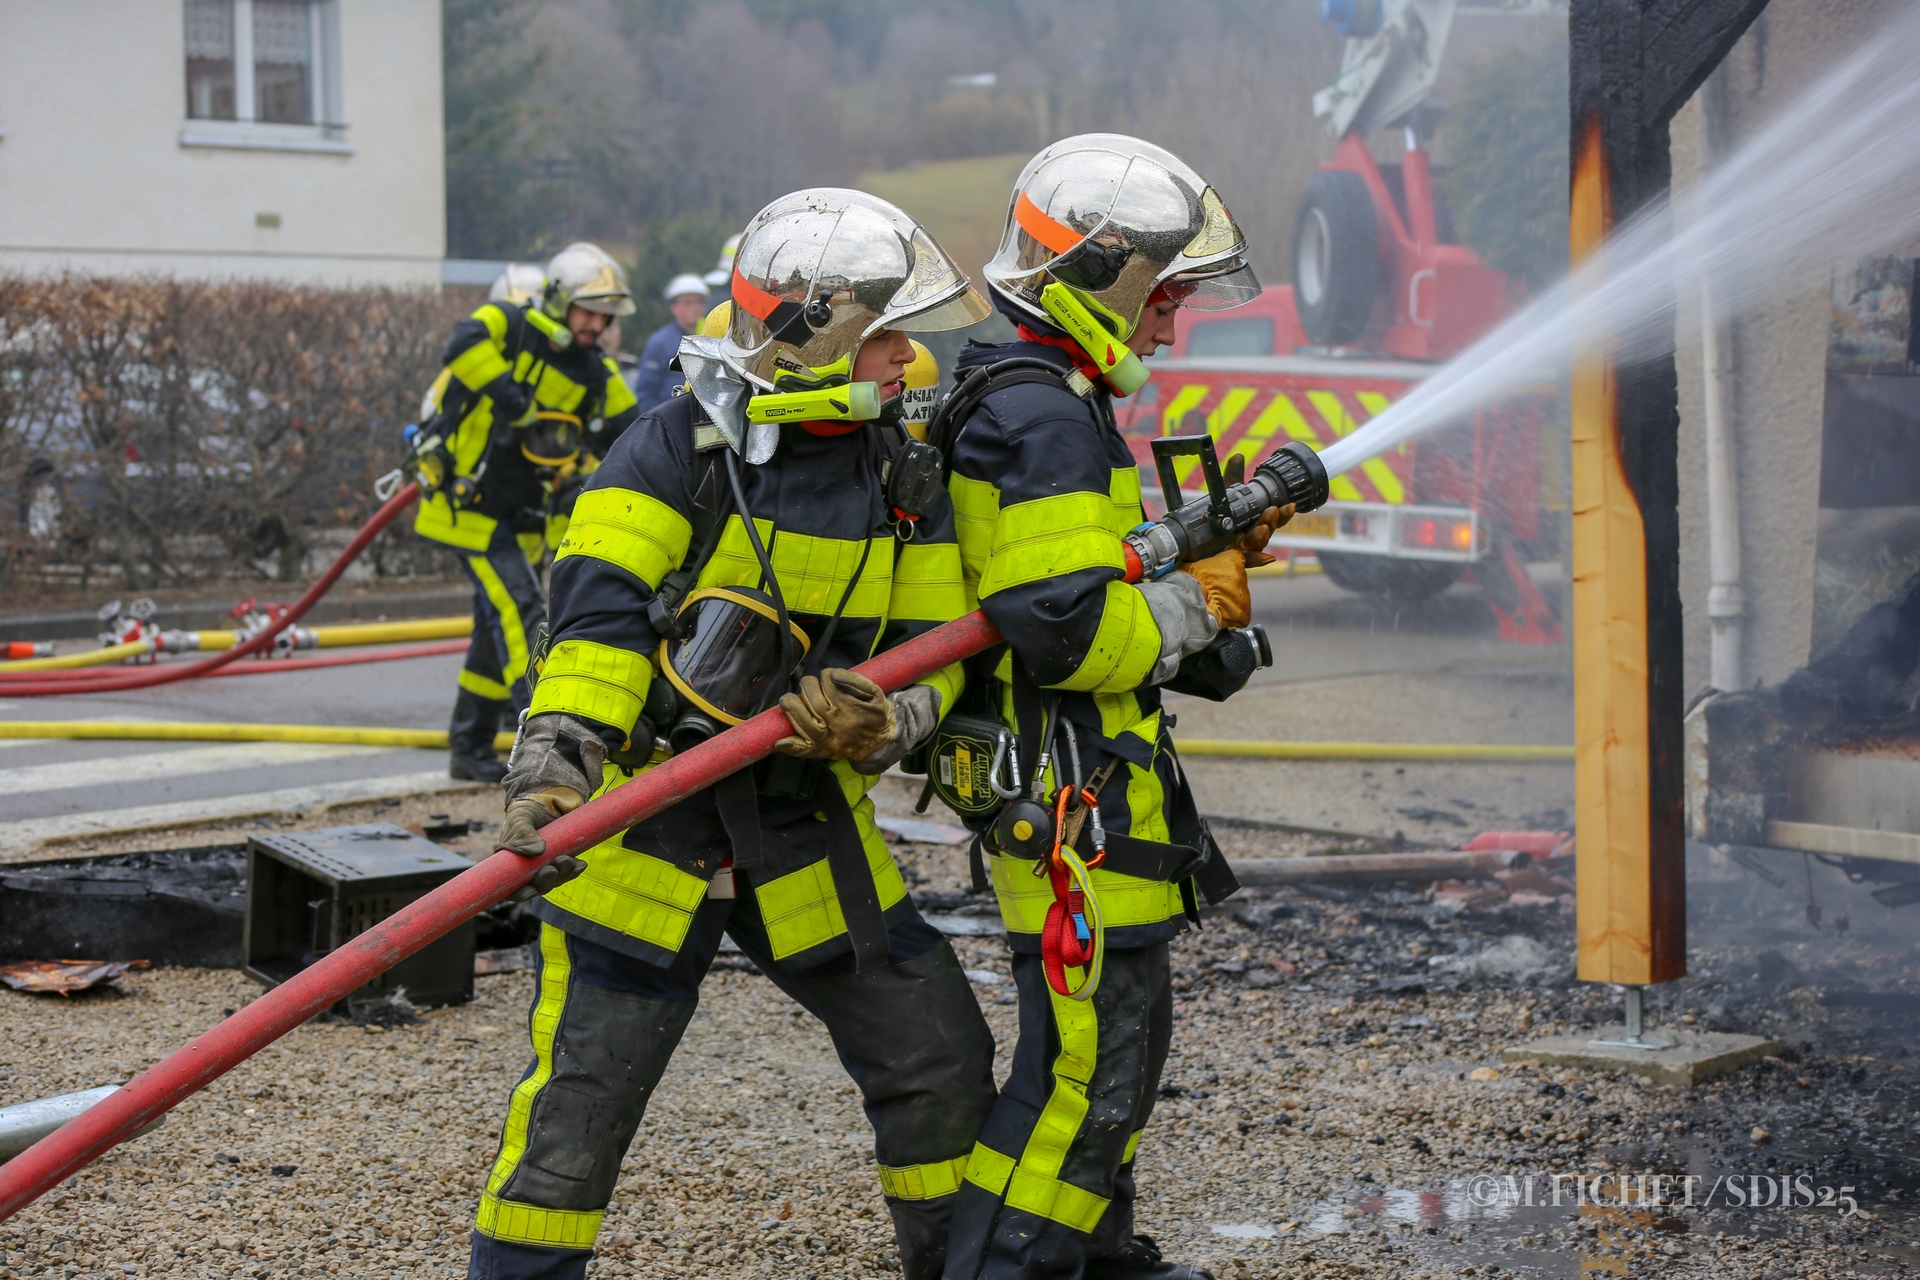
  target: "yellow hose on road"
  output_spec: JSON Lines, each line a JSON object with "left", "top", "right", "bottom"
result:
{"left": 0, "top": 639, "right": 156, "bottom": 671}
{"left": 1174, "top": 739, "right": 1572, "bottom": 762}
{"left": 190, "top": 617, "right": 472, "bottom": 650}
{"left": 0, "top": 617, "right": 473, "bottom": 662}
{"left": 314, "top": 617, "right": 472, "bottom": 646}
{"left": 0, "top": 720, "right": 515, "bottom": 752}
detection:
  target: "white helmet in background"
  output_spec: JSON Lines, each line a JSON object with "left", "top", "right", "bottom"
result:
{"left": 702, "top": 233, "right": 742, "bottom": 289}
{"left": 541, "top": 242, "right": 636, "bottom": 320}
{"left": 663, "top": 273, "right": 711, "bottom": 303}
{"left": 488, "top": 263, "right": 548, "bottom": 306}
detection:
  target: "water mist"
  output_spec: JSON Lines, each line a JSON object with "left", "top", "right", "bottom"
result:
{"left": 1317, "top": 3, "right": 1920, "bottom": 479}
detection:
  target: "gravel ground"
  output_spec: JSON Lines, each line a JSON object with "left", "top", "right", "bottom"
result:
{"left": 5, "top": 781, "right": 1917, "bottom": 1280}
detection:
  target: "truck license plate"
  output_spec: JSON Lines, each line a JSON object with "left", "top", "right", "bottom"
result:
{"left": 1289, "top": 512, "right": 1337, "bottom": 541}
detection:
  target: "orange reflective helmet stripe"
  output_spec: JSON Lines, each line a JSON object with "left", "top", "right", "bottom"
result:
{"left": 1016, "top": 191, "right": 1084, "bottom": 257}
{"left": 730, "top": 265, "right": 785, "bottom": 323}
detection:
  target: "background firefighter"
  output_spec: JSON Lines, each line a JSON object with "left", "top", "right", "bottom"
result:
{"left": 630, "top": 272, "right": 712, "bottom": 410}
{"left": 412, "top": 243, "right": 643, "bottom": 783}
{"left": 467, "top": 190, "right": 999, "bottom": 1280}
{"left": 937, "top": 135, "right": 1285, "bottom": 1280}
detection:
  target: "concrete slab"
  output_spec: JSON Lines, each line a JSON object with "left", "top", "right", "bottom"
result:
{"left": 1503, "top": 1027, "right": 1783, "bottom": 1086}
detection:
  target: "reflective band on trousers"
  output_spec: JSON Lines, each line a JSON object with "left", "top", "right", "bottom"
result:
{"left": 963, "top": 984, "right": 1111, "bottom": 1234}
{"left": 476, "top": 928, "right": 606, "bottom": 1251}
{"left": 542, "top": 842, "right": 711, "bottom": 958}
{"left": 468, "top": 555, "right": 532, "bottom": 688}
{"left": 541, "top": 762, "right": 910, "bottom": 964}
{"left": 458, "top": 667, "right": 512, "bottom": 702}
{"left": 878, "top": 1153, "right": 971, "bottom": 1201}
{"left": 988, "top": 852, "right": 1181, "bottom": 937}
{"left": 475, "top": 1192, "right": 601, "bottom": 1250}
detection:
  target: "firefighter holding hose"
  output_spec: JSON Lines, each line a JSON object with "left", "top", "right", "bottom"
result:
{"left": 469, "top": 191, "right": 998, "bottom": 1280}
{"left": 411, "top": 243, "right": 643, "bottom": 783}
{"left": 932, "top": 135, "right": 1287, "bottom": 1280}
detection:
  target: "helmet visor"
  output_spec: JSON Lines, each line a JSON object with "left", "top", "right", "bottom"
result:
{"left": 1160, "top": 261, "right": 1262, "bottom": 313}
{"left": 663, "top": 588, "right": 809, "bottom": 724}
{"left": 571, "top": 292, "right": 636, "bottom": 317}
{"left": 876, "top": 228, "right": 993, "bottom": 334}
{"left": 887, "top": 288, "right": 992, "bottom": 334}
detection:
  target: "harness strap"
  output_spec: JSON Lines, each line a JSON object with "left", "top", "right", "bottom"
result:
{"left": 815, "top": 770, "right": 891, "bottom": 973}
{"left": 1159, "top": 729, "right": 1240, "bottom": 909}
{"left": 713, "top": 771, "right": 763, "bottom": 871}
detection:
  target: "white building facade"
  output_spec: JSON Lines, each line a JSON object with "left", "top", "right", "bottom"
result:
{"left": 0, "top": 0, "right": 444, "bottom": 285}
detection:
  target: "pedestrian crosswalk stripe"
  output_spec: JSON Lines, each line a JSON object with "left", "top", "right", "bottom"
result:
{"left": 0, "top": 741, "right": 394, "bottom": 798}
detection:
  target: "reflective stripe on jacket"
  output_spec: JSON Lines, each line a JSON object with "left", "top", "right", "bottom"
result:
{"left": 528, "top": 392, "right": 968, "bottom": 967}
{"left": 947, "top": 339, "right": 1184, "bottom": 943}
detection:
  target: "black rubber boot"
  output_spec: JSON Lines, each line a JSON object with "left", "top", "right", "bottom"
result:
{"left": 450, "top": 688, "right": 509, "bottom": 782}
{"left": 1084, "top": 1235, "right": 1215, "bottom": 1280}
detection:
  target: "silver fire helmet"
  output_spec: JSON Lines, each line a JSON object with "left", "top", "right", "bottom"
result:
{"left": 983, "top": 134, "right": 1260, "bottom": 339}
{"left": 720, "top": 189, "right": 989, "bottom": 393}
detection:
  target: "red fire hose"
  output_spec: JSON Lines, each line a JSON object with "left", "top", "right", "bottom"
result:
{"left": 0, "top": 609, "right": 1003, "bottom": 1221}
{"left": 206, "top": 640, "right": 468, "bottom": 675}
{"left": 0, "top": 639, "right": 467, "bottom": 683}
{"left": 0, "top": 483, "right": 423, "bottom": 698}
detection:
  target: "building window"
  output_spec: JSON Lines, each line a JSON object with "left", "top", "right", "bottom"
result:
{"left": 185, "top": 0, "right": 237, "bottom": 121}
{"left": 183, "top": 0, "right": 336, "bottom": 129}
{"left": 253, "top": 1, "right": 313, "bottom": 124}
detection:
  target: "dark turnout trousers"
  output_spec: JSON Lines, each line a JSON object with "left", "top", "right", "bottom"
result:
{"left": 467, "top": 894, "right": 996, "bottom": 1280}
{"left": 944, "top": 945, "right": 1174, "bottom": 1280}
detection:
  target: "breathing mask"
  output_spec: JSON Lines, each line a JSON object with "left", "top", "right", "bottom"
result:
{"left": 659, "top": 586, "right": 811, "bottom": 754}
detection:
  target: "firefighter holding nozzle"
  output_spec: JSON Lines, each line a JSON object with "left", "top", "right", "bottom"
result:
{"left": 468, "top": 191, "right": 999, "bottom": 1280}
{"left": 930, "top": 135, "right": 1290, "bottom": 1280}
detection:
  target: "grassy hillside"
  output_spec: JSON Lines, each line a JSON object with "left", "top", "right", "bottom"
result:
{"left": 855, "top": 152, "right": 1028, "bottom": 280}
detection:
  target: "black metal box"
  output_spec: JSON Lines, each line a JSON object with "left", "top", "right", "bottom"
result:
{"left": 242, "top": 823, "right": 475, "bottom": 1006}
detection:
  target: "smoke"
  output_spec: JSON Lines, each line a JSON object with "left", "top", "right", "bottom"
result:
{"left": 1319, "top": 3, "right": 1920, "bottom": 478}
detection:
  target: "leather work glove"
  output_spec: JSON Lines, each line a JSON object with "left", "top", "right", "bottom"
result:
{"left": 851, "top": 684, "right": 942, "bottom": 776}
{"left": 1222, "top": 453, "right": 1293, "bottom": 567}
{"left": 499, "top": 713, "right": 607, "bottom": 893}
{"left": 1178, "top": 547, "right": 1253, "bottom": 630}
{"left": 501, "top": 788, "right": 589, "bottom": 893}
{"left": 776, "top": 668, "right": 896, "bottom": 761}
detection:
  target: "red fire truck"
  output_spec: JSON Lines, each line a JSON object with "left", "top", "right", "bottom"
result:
{"left": 1113, "top": 0, "right": 1565, "bottom": 643}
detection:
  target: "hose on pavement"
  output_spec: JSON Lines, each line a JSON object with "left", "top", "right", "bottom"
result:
{"left": 0, "top": 719, "right": 513, "bottom": 751}
{"left": 0, "top": 483, "right": 421, "bottom": 697}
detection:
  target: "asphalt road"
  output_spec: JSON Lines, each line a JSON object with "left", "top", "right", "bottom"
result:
{"left": 0, "top": 648, "right": 472, "bottom": 853}
{"left": 0, "top": 568, "right": 1573, "bottom": 855}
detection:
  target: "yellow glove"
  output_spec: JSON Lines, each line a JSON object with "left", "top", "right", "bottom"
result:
{"left": 776, "top": 669, "right": 897, "bottom": 760}
{"left": 1178, "top": 548, "right": 1253, "bottom": 630}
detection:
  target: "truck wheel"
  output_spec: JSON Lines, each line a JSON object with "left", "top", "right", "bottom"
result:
{"left": 1317, "top": 552, "right": 1462, "bottom": 604}
{"left": 1292, "top": 170, "right": 1379, "bottom": 347}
